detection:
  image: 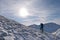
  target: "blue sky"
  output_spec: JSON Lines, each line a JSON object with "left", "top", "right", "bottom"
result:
{"left": 0, "top": 0, "right": 60, "bottom": 25}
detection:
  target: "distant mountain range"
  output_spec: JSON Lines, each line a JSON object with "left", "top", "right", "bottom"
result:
{"left": 28, "top": 23, "right": 60, "bottom": 33}
{"left": 0, "top": 15, "right": 60, "bottom": 40}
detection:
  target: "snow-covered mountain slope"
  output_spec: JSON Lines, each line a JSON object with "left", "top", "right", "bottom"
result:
{"left": 0, "top": 15, "right": 59, "bottom": 40}
{"left": 44, "top": 23, "right": 60, "bottom": 33}
{"left": 28, "top": 23, "right": 60, "bottom": 33}
{"left": 52, "top": 29, "right": 60, "bottom": 40}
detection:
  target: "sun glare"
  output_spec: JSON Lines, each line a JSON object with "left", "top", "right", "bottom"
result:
{"left": 18, "top": 7, "right": 29, "bottom": 18}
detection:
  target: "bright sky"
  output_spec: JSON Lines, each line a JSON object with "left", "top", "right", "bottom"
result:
{"left": 18, "top": 7, "right": 29, "bottom": 18}
{"left": 0, "top": 0, "right": 60, "bottom": 25}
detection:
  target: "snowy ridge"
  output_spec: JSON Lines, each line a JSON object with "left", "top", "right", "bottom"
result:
{"left": 52, "top": 29, "right": 60, "bottom": 40}
{"left": 0, "top": 15, "right": 60, "bottom": 40}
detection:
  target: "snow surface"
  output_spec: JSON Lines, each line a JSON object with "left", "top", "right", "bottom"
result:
{"left": 0, "top": 15, "right": 60, "bottom": 40}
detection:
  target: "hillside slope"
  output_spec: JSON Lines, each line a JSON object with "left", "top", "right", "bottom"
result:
{"left": 0, "top": 15, "right": 59, "bottom": 40}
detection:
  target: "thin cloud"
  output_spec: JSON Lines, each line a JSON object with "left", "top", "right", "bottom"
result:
{"left": 0, "top": 0, "right": 60, "bottom": 25}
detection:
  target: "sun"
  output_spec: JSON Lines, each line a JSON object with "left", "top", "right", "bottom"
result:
{"left": 18, "top": 7, "right": 29, "bottom": 18}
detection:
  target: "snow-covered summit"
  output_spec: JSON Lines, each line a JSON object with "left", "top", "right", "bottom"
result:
{"left": 0, "top": 15, "right": 59, "bottom": 40}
